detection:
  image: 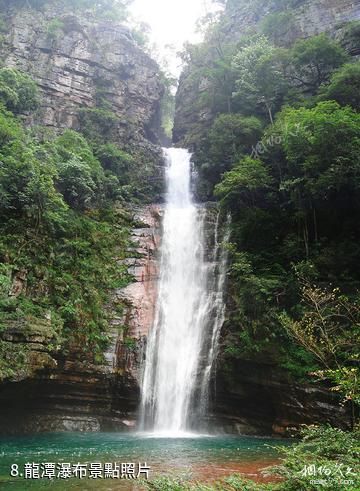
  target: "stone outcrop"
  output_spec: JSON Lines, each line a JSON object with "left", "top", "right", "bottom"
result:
{"left": 210, "top": 360, "right": 352, "bottom": 436}
{"left": 0, "top": 359, "right": 140, "bottom": 434}
{"left": 0, "top": 2, "right": 164, "bottom": 145}
{"left": 117, "top": 206, "right": 162, "bottom": 339}
{"left": 0, "top": 205, "right": 162, "bottom": 434}
{"left": 106, "top": 205, "right": 162, "bottom": 384}
{"left": 222, "top": 0, "right": 360, "bottom": 45}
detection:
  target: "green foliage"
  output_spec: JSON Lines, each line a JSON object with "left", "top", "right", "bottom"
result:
{"left": 278, "top": 345, "right": 320, "bottom": 381}
{"left": 46, "top": 18, "right": 64, "bottom": 40}
{"left": 0, "top": 16, "right": 7, "bottom": 34}
{"left": 268, "top": 425, "right": 360, "bottom": 490}
{"left": 45, "top": 208, "right": 131, "bottom": 356}
{"left": 232, "top": 36, "right": 288, "bottom": 122}
{"left": 53, "top": 130, "right": 105, "bottom": 209}
{"left": 159, "top": 71, "right": 176, "bottom": 139}
{"left": 123, "top": 336, "right": 137, "bottom": 350}
{"left": 279, "top": 282, "right": 360, "bottom": 370}
{"left": 178, "top": 32, "right": 238, "bottom": 124}
{"left": 0, "top": 0, "right": 133, "bottom": 21}
{"left": 0, "top": 339, "right": 28, "bottom": 380}
{"left": 56, "top": 157, "right": 98, "bottom": 210}
{"left": 194, "top": 114, "right": 263, "bottom": 198}
{"left": 338, "top": 20, "right": 360, "bottom": 56}
{"left": 78, "top": 107, "right": 119, "bottom": 144}
{"left": 0, "top": 84, "right": 136, "bottom": 374}
{"left": 0, "top": 15, "right": 7, "bottom": 47}
{"left": 260, "top": 12, "right": 295, "bottom": 46}
{"left": 131, "top": 21, "right": 151, "bottom": 48}
{"left": 95, "top": 143, "right": 134, "bottom": 183}
{"left": 143, "top": 474, "right": 272, "bottom": 490}
{"left": 286, "top": 34, "right": 348, "bottom": 92}
{"left": 315, "top": 367, "right": 360, "bottom": 407}
{"left": 0, "top": 108, "right": 66, "bottom": 227}
{"left": 0, "top": 205, "right": 132, "bottom": 370}
{"left": 0, "top": 67, "right": 39, "bottom": 113}
{"left": 215, "top": 156, "right": 273, "bottom": 208}
{"left": 319, "top": 62, "right": 360, "bottom": 110}
{"left": 187, "top": 25, "right": 360, "bottom": 384}
{"left": 271, "top": 101, "right": 360, "bottom": 201}
{"left": 217, "top": 101, "right": 360, "bottom": 377}
{"left": 208, "top": 114, "right": 263, "bottom": 164}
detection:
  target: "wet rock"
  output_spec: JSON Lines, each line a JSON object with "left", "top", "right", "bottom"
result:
{"left": 116, "top": 205, "right": 162, "bottom": 340}
{"left": 8, "top": 269, "right": 27, "bottom": 298}
{"left": 211, "top": 359, "right": 352, "bottom": 436}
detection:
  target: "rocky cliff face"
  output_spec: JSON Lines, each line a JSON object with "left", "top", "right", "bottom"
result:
{"left": 0, "top": 205, "right": 162, "bottom": 434}
{"left": 210, "top": 360, "right": 352, "bottom": 436}
{"left": 0, "top": 2, "right": 164, "bottom": 145}
{"left": 222, "top": 0, "right": 360, "bottom": 43}
{"left": 0, "top": 2, "right": 166, "bottom": 434}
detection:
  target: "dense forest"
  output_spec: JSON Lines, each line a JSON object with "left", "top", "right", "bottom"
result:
{"left": 175, "top": 0, "right": 360, "bottom": 411}
{"left": 163, "top": 0, "right": 360, "bottom": 487}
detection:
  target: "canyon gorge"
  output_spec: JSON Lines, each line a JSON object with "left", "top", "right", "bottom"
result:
{"left": 0, "top": 0, "right": 359, "bottom": 442}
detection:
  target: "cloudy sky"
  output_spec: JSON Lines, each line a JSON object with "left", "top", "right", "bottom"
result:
{"left": 130, "top": 0, "right": 220, "bottom": 74}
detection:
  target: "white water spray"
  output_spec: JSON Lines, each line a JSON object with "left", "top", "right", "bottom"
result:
{"left": 139, "top": 148, "right": 228, "bottom": 435}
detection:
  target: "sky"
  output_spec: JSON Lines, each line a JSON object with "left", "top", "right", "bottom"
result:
{"left": 130, "top": 0, "right": 220, "bottom": 75}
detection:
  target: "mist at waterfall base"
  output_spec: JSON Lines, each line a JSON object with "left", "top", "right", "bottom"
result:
{"left": 139, "top": 148, "right": 228, "bottom": 437}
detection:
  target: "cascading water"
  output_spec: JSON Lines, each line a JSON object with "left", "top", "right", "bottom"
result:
{"left": 139, "top": 148, "right": 228, "bottom": 436}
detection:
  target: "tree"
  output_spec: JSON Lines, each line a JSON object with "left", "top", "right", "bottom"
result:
{"left": 95, "top": 143, "right": 134, "bottom": 184}
{"left": 263, "top": 101, "right": 360, "bottom": 255}
{"left": 320, "top": 63, "right": 360, "bottom": 110}
{"left": 0, "top": 67, "right": 38, "bottom": 114}
{"left": 180, "top": 25, "right": 237, "bottom": 116}
{"left": 279, "top": 282, "right": 359, "bottom": 369}
{"left": 232, "top": 36, "right": 288, "bottom": 123}
{"left": 260, "top": 11, "right": 295, "bottom": 46}
{"left": 194, "top": 114, "right": 263, "bottom": 198}
{"left": 279, "top": 281, "right": 360, "bottom": 425}
{"left": 56, "top": 157, "right": 98, "bottom": 210}
{"left": 55, "top": 130, "right": 102, "bottom": 172}
{"left": 0, "top": 108, "right": 66, "bottom": 228}
{"left": 53, "top": 131, "right": 105, "bottom": 209}
{"left": 285, "top": 34, "right": 348, "bottom": 93}
{"left": 214, "top": 156, "right": 273, "bottom": 208}
{"left": 272, "top": 101, "right": 360, "bottom": 199}
{"left": 78, "top": 108, "right": 119, "bottom": 144}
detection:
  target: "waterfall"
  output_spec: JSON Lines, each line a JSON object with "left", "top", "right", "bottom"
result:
{"left": 139, "top": 148, "right": 228, "bottom": 436}
{"left": 199, "top": 213, "right": 230, "bottom": 407}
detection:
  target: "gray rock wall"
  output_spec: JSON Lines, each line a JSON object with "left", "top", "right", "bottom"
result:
{"left": 1, "top": 3, "right": 164, "bottom": 144}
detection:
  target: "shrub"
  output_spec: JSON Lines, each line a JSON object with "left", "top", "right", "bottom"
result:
{"left": 0, "top": 67, "right": 39, "bottom": 113}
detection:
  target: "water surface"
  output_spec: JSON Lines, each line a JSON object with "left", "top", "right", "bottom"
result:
{"left": 0, "top": 432, "right": 286, "bottom": 489}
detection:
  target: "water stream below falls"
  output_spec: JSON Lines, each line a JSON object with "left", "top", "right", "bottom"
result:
{"left": 0, "top": 433, "right": 285, "bottom": 490}
{"left": 139, "top": 148, "right": 228, "bottom": 435}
